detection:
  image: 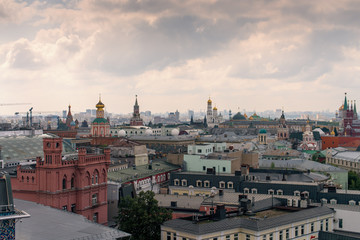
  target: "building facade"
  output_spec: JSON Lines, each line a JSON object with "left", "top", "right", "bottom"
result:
{"left": 11, "top": 138, "right": 110, "bottom": 225}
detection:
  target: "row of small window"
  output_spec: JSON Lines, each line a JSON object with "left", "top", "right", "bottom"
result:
{"left": 321, "top": 198, "right": 360, "bottom": 206}
{"left": 166, "top": 220, "right": 329, "bottom": 240}
{"left": 328, "top": 158, "right": 359, "bottom": 168}
{"left": 166, "top": 232, "right": 239, "bottom": 240}
{"left": 202, "top": 166, "right": 226, "bottom": 172}
{"left": 174, "top": 179, "right": 233, "bottom": 189}
{"left": 243, "top": 188, "right": 309, "bottom": 197}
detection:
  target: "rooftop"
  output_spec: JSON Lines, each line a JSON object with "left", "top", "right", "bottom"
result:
{"left": 0, "top": 133, "right": 75, "bottom": 163}
{"left": 162, "top": 206, "right": 334, "bottom": 234}
{"left": 14, "top": 199, "right": 130, "bottom": 240}
{"left": 107, "top": 160, "right": 180, "bottom": 184}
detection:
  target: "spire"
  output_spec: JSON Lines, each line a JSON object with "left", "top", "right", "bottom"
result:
{"left": 135, "top": 95, "right": 138, "bottom": 107}
{"left": 344, "top": 92, "right": 348, "bottom": 110}
{"left": 355, "top": 100, "right": 357, "bottom": 114}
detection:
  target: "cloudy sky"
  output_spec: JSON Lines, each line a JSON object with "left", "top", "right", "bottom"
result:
{"left": 1, "top": 0, "right": 360, "bottom": 116}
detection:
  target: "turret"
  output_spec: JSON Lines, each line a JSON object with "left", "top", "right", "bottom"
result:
{"left": 43, "top": 138, "right": 63, "bottom": 166}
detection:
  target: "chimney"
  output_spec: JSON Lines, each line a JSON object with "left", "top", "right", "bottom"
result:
{"left": 219, "top": 189, "right": 224, "bottom": 196}
{"left": 215, "top": 204, "right": 226, "bottom": 220}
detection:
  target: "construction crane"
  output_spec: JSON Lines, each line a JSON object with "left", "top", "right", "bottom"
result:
{"left": 0, "top": 103, "right": 32, "bottom": 106}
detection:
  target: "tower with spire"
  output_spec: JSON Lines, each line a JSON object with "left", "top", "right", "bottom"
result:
{"left": 338, "top": 93, "right": 360, "bottom": 136}
{"left": 130, "top": 95, "right": 144, "bottom": 126}
{"left": 91, "top": 95, "right": 110, "bottom": 137}
{"left": 277, "top": 110, "right": 289, "bottom": 140}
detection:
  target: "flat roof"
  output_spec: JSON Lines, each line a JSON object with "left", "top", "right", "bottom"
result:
{"left": 14, "top": 199, "right": 130, "bottom": 240}
{"left": 107, "top": 160, "right": 180, "bottom": 183}
{"left": 162, "top": 206, "right": 334, "bottom": 234}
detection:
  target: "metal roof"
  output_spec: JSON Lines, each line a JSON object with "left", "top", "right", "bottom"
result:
{"left": 0, "top": 133, "right": 76, "bottom": 163}
{"left": 162, "top": 206, "right": 334, "bottom": 235}
{"left": 14, "top": 199, "right": 130, "bottom": 240}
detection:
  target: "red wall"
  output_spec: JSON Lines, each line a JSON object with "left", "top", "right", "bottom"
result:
{"left": 11, "top": 138, "right": 110, "bottom": 225}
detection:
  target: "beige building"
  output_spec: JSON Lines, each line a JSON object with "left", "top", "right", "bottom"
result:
{"left": 161, "top": 206, "right": 334, "bottom": 240}
{"left": 326, "top": 148, "right": 360, "bottom": 173}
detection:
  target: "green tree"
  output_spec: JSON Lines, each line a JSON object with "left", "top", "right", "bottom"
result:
{"left": 116, "top": 191, "right": 172, "bottom": 240}
{"left": 270, "top": 162, "right": 275, "bottom": 169}
{"left": 348, "top": 171, "right": 360, "bottom": 190}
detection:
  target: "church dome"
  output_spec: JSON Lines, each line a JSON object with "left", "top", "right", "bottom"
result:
{"left": 339, "top": 104, "right": 344, "bottom": 111}
{"left": 96, "top": 100, "right": 105, "bottom": 109}
{"left": 213, "top": 106, "right": 217, "bottom": 110}
{"left": 233, "top": 112, "right": 246, "bottom": 120}
{"left": 207, "top": 98, "right": 212, "bottom": 104}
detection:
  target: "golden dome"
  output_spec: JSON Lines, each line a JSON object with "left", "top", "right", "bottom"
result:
{"left": 96, "top": 101, "right": 104, "bottom": 109}
{"left": 207, "top": 98, "right": 212, "bottom": 104}
{"left": 339, "top": 104, "right": 344, "bottom": 110}
{"left": 213, "top": 106, "right": 217, "bottom": 110}
{"left": 244, "top": 113, "right": 248, "bottom": 118}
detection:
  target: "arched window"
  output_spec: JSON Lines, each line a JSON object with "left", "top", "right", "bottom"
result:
{"left": 62, "top": 177, "right": 67, "bottom": 190}
{"left": 71, "top": 176, "right": 75, "bottom": 189}
{"left": 27, "top": 176, "right": 29, "bottom": 182}
{"left": 86, "top": 172, "right": 91, "bottom": 186}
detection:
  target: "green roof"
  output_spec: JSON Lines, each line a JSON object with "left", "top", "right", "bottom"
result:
{"left": 107, "top": 160, "right": 180, "bottom": 184}
{"left": 92, "top": 118, "right": 108, "bottom": 124}
{"left": 259, "top": 129, "right": 267, "bottom": 134}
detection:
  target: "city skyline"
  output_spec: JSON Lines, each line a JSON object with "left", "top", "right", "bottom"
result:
{"left": 1, "top": 1, "right": 360, "bottom": 115}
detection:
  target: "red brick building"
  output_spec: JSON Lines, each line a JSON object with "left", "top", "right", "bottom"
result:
{"left": 11, "top": 138, "right": 110, "bottom": 225}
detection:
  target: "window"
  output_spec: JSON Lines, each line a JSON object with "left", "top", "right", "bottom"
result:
{"left": 246, "top": 234, "right": 250, "bottom": 240}
{"left": 226, "top": 235, "right": 230, "bottom": 240}
{"left": 93, "top": 212, "right": 98, "bottom": 223}
{"left": 204, "top": 181, "right": 210, "bottom": 187}
{"left": 268, "top": 189, "right": 274, "bottom": 195}
{"left": 95, "top": 174, "right": 98, "bottom": 184}
{"left": 277, "top": 189, "right": 283, "bottom": 195}
{"left": 71, "top": 177, "right": 75, "bottom": 189}
{"left": 320, "top": 220, "right": 323, "bottom": 231}
{"left": 301, "top": 225, "right": 304, "bottom": 235}
{"left": 219, "top": 181, "right": 225, "bottom": 188}
{"left": 330, "top": 199, "right": 337, "bottom": 205}
{"left": 321, "top": 198, "right": 327, "bottom": 204}
{"left": 92, "top": 194, "right": 98, "bottom": 206}
{"left": 251, "top": 188, "right": 257, "bottom": 194}
{"left": 311, "top": 222, "right": 314, "bottom": 232}
{"left": 295, "top": 226, "right": 298, "bottom": 236}
{"left": 234, "top": 233, "right": 239, "bottom": 240}
{"left": 181, "top": 179, "right": 187, "bottom": 187}
{"left": 262, "top": 235, "right": 266, "bottom": 240}
{"left": 62, "top": 205, "right": 67, "bottom": 211}
{"left": 279, "top": 231, "right": 283, "bottom": 240}
{"left": 227, "top": 182, "right": 233, "bottom": 189}
{"left": 285, "top": 229, "right": 289, "bottom": 239}
{"left": 349, "top": 200, "right": 356, "bottom": 206}
{"left": 203, "top": 166, "right": 206, "bottom": 171}
{"left": 174, "top": 179, "right": 179, "bottom": 186}
{"left": 197, "top": 149, "right": 202, "bottom": 153}
{"left": 269, "top": 233, "right": 273, "bottom": 240}
{"left": 223, "top": 167, "right": 226, "bottom": 172}
{"left": 326, "top": 219, "right": 329, "bottom": 231}
{"left": 92, "top": 175, "right": 94, "bottom": 185}
{"left": 244, "top": 188, "right": 249, "bottom": 193}
{"left": 196, "top": 180, "right": 202, "bottom": 187}
{"left": 62, "top": 178, "right": 67, "bottom": 190}
{"left": 71, "top": 204, "right": 76, "bottom": 213}
{"left": 339, "top": 219, "right": 343, "bottom": 228}
{"left": 294, "top": 190, "right": 300, "bottom": 196}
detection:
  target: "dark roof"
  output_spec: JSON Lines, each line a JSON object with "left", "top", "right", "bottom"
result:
{"left": 162, "top": 206, "right": 334, "bottom": 235}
